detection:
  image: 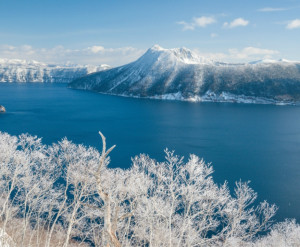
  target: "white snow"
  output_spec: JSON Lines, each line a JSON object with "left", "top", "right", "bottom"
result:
{"left": 148, "top": 45, "right": 298, "bottom": 66}
{"left": 67, "top": 45, "right": 300, "bottom": 105}
{"left": 0, "top": 58, "right": 111, "bottom": 83}
{"left": 148, "top": 45, "right": 214, "bottom": 65}
{"left": 148, "top": 91, "right": 290, "bottom": 105}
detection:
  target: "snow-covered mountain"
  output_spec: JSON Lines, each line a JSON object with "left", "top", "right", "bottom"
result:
{"left": 0, "top": 58, "right": 110, "bottom": 83}
{"left": 69, "top": 45, "right": 300, "bottom": 104}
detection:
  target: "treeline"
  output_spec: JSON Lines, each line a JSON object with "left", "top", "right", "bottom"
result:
{"left": 0, "top": 131, "right": 299, "bottom": 247}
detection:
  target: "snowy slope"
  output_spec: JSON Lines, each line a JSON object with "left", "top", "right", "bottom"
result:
{"left": 0, "top": 58, "right": 110, "bottom": 83}
{"left": 69, "top": 45, "right": 300, "bottom": 104}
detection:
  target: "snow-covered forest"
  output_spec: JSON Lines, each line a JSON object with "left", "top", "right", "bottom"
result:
{"left": 0, "top": 131, "right": 299, "bottom": 247}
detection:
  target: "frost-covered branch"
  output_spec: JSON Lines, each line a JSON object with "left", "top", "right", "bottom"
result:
{"left": 0, "top": 131, "right": 298, "bottom": 247}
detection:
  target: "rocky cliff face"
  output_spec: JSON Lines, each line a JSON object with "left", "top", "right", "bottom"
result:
{"left": 0, "top": 58, "right": 110, "bottom": 83}
{"left": 69, "top": 45, "right": 300, "bottom": 104}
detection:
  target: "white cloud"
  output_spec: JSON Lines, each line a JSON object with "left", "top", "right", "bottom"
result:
{"left": 194, "top": 46, "right": 279, "bottom": 62}
{"left": 210, "top": 33, "right": 218, "bottom": 38}
{"left": 223, "top": 18, "right": 249, "bottom": 28}
{"left": 177, "top": 16, "right": 216, "bottom": 30}
{"left": 89, "top": 46, "right": 105, "bottom": 53}
{"left": 0, "top": 45, "right": 145, "bottom": 66}
{"left": 257, "top": 7, "right": 287, "bottom": 12}
{"left": 177, "top": 21, "right": 194, "bottom": 30}
{"left": 194, "top": 16, "right": 216, "bottom": 27}
{"left": 286, "top": 19, "right": 300, "bottom": 29}
{"left": 229, "top": 47, "right": 279, "bottom": 59}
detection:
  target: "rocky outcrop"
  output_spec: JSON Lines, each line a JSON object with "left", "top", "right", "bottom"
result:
{"left": 0, "top": 105, "right": 6, "bottom": 112}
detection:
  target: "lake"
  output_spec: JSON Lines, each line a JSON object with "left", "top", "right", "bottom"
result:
{"left": 0, "top": 82, "right": 300, "bottom": 223}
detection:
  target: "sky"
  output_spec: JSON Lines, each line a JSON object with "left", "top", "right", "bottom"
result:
{"left": 0, "top": 0, "right": 300, "bottom": 66}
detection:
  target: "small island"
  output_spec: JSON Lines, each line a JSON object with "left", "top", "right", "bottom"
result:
{"left": 0, "top": 105, "right": 6, "bottom": 113}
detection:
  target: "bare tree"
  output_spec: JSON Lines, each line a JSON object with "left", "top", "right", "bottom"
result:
{"left": 0, "top": 131, "right": 297, "bottom": 247}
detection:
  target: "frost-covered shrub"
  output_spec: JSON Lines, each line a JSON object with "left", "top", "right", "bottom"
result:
{"left": 252, "top": 219, "right": 300, "bottom": 247}
{"left": 0, "top": 131, "right": 299, "bottom": 247}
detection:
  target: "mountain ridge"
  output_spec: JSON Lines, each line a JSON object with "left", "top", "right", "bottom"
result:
{"left": 69, "top": 45, "right": 300, "bottom": 104}
{"left": 0, "top": 58, "right": 110, "bottom": 83}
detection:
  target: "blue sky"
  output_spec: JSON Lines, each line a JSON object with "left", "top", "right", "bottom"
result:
{"left": 0, "top": 0, "right": 300, "bottom": 66}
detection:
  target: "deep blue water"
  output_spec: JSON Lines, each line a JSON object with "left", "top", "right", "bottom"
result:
{"left": 1, "top": 83, "right": 300, "bottom": 222}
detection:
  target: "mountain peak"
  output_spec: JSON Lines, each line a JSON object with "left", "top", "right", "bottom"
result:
{"left": 150, "top": 44, "right": 164, "bottom": 51}
{"left": 70, "top": 45, "right": 300, "bottom": 104}
{"left": 145, "top": 45, "right": 213, "bottom": 65}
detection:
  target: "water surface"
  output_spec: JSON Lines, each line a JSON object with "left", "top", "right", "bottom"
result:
{"left": 1, "top": 83, "right": 300, "bottom": 222}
